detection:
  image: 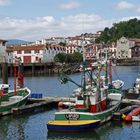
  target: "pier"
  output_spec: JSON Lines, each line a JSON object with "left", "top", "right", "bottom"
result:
{"left": 0, "top": 96, "right": 75, "bottom": 116}
{"left": 0, "top": 91, "right": 139, "bottom": 117}
{"left": 0, "top": 62, "right": 80, "bottom": 77}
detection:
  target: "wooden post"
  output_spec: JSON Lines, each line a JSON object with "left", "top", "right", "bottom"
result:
{"left": 2, "top": 63, "right": 8, "bottom": 84}
{"left": 18, "top": 63, "right": 24, "bottom": 88}
{"left": 10, "top": 63, "right": 13, "bottom": 77}
{"left": 32, "top": 63, "right": 35, "bottom": 76}
{"left": 109, "top": 59, "right": 112, "bottom": 84}
{"left": 14, "top": 63, "right": 17, "bottom": 95}
{"left": 44, "top": 63, "right": 47, "bottom": 75}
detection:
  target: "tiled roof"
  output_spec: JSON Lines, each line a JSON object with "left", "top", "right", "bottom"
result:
{"left": 0, "top": 39, "right": 7, "bottom": 42}
{"left": 129, "top": 38, "right": 140, "bottom": 43}
{"left": 6, "top": 45, "right": 46, "bottom": 52}
{"left": 6, "top": 44, "right": 64, "bottom": 52}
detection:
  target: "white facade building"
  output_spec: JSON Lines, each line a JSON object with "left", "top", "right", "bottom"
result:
{"left": 6, "top": 44, "right": 65, "bottom": 64}
{"left": 0, "top": 39, "right": 7, "bottom": 62}
{"left": 116, "top": 37, "right": 134, "bottom": 59}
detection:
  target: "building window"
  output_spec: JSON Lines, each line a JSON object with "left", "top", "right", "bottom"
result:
{"left": 24, "top": 50, "right": 31, "bottom": 54}
{"left": 2, "top": 42, "right": 6, "bottom": 46}
{"left": 17, "top": 50, "right": 21, "bottom": 54}
{"left": 35, "top": 50, "right": 39, "bottom": 53}
{"left": 36, "top": 57, "right": 38, "bottom": 61}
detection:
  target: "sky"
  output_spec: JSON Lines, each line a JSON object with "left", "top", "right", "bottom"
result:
{"left": 0, "top": 0, "right": 140, "bottom": 41}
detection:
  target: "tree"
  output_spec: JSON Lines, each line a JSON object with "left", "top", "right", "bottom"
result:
{"left": 96, "top": 18, "right": 140, "bottom": 43}
{"left": 54, "top": 53, "right": 67, "bottom": 63}
{"left": 54, "top": 52, "right": 83, "bottom": 63}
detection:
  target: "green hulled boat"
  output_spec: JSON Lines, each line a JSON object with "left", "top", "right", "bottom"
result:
{"left": 48, "top": 45, "right": 124, "bottom": 131}
{"left": 50, "top": 63, "right": 123, "bottom": 126}
{"left": 0, "top": 84, "right": 31, "bottom": 115}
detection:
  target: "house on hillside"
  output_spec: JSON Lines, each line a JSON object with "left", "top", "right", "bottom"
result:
{"left": 65, "top": 44, "right": 82, "bottom": 54}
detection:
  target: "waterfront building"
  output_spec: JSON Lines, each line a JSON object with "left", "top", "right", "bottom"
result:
{"left": 109, "top": 42, "right": 117, "bottom": 58}
{"left": 116, "top": 37, "right": 133, "bottom": 59}
{"left": 130, "top": 38, "right": 140, "bottom": 58}
{"left": 0, "top": 39, "right": 7, "bottom": 62}
{"left": 116, "top": 37, "right": 140, "bottom": 59}
{"left": 6, "top": 44, "right": 65, "bottom": 64}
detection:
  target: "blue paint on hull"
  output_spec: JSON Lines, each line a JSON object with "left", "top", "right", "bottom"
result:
{"left": 47, "top": 121, "right": 100, "bottom": 132}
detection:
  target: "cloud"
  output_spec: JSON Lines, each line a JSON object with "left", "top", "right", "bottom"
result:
{"left": 0, "top": 0, "right": 10, "bottom": 6}
{"left": 0, "top": 14, "right": 140, "bottom": 41}
{"left": 136, "top": 8, "right": 140, "bottom": 13}
{"left": 116, "top": 1, "right": 135, "bottom": 10}
{"left": 60, "top": 1, "right": 80, "bottom": 10}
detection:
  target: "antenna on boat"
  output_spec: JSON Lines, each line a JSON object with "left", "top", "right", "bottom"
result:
{"left": 13, "top": 57, "right": 22, "bottom": 95}
{"left": 81, "top": 35, "right": 88, "bottom": 108}
{"left": 105, "top": 46, "right": 108, "bottom": 86}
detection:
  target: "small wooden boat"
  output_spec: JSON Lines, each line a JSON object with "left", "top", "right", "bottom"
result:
{"left": 123, "top": 106, "right": 140, "bottom": 122}
{"left": 47, "top": 120, "right": 100, "bottom": 132}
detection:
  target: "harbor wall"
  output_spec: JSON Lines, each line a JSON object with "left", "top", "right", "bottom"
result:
{"left": 0, "top": 62, "right": 80, "bottom": 77}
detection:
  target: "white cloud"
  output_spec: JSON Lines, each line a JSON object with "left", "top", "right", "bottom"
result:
{"left": 136, "top": 8, "right": 140, "bottom": 13}
{"left": 0, "top": 14, "right": 140, "bottom": 41}
{"left": 0, "top": 0, "right": 10, "bottom": 6}
{"left": 116, "top": 1, "right": 135, "bottom": 10}
{"left": 60, "top": 1, "right": 80, "bottom": 10}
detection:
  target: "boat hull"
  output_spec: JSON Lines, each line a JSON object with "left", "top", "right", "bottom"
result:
{"left": 47, "top": 120, "right": 100, "bottom": 132}
{"left": 55, "top": 100, "right": 121, "bottom": 124}
{"left": 0, "top": 87, "right": 31, "bottom": 115}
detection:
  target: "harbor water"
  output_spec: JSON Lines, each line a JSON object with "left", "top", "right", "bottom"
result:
{"left": 0, "top": 66, "right": 140, "bottom": 140}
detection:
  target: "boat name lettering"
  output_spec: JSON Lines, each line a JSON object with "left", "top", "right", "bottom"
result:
{"left": 65, "top": 114, "right": 80, "bottom": 120}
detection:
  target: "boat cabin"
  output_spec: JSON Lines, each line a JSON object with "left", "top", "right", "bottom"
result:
{"left": 0, "top": 84, "right": 10, "bottom": 94}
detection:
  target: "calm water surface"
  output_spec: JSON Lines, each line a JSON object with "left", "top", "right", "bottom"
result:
{"left": 0, "top": 66, "right": 140, "bottom": 140}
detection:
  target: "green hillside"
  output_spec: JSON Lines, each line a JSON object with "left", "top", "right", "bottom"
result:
{"left": 96, "top": 18, "right": 140, "bottom": 44}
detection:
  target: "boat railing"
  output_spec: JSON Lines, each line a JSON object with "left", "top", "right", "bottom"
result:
{"left": 108, "top": 89, "right": 122, "bottom": 94}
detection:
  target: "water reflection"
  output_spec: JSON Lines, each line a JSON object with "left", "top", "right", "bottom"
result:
{"left": 47, "top": 130, "right": 100, "bottom": 140}
{"left": 0, "top": 115, "right": 28, "bottom": 140}
{"left": 0, "top": 66, "right": 139, "bottom": 139}
{"left": 47, "top": 121, "right": 125, "bottom": 140}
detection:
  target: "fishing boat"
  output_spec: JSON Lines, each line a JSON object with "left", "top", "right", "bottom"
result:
{"left": 123, "top": 106, "right": 140, "bottom": 122}
{"left": 47, "top": 45, "right": 124, "bottom": 131}
{"left": 0, "top": 84, "right": 31, "bottom": 115}
{"left": 47, "top": 64, "right": 123, "bottom": 129}
{"left": 133, "top": 74, "right": 140, "bottom": 94}
{"left": 0, "top": 62, "right": 31, "bottom": 115}
{"left": 47, "top": 120, "right": 100, "bottom": 132}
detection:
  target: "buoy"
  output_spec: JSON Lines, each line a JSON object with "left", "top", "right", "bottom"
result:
{"left": 58, "top": 101, "right": 64, "bottom": 107}
{"left": 122, "top": 114, "right": 126, "bottom": 119}
{"left": 124, "top": 115, "right": 132, "bottom": 122}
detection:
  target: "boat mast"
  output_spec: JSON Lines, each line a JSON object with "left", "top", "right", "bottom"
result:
{"left": 14, "top": 62, "right": 17, "bottom": 95}
{"left": 97, "top": 62, "right": 101, "bottom": 111}
{"left": 109, "top": 59, "right": 112, "bottom": 85}
{"left": 14, "top": 57, "right": 22, "bottom": 95}
{"left": 105, "top": 49, "right": 108, "bottom": 86}
{"left": 82, "top": 36, "right": 87, "bottom": 107}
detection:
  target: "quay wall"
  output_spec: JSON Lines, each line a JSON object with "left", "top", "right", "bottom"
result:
{"left": 0, "top": 63, "right": 80, "bottom": 77}
{"left": 0, "top": 58, "right": 140, "bottom": 78}
{"left": 116, "top": 58, "right": 140, "bottom": 66}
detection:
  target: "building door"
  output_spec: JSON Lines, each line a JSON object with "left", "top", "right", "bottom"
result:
{"left": 23, "top": 56, "right": 31, "bottom": 63}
